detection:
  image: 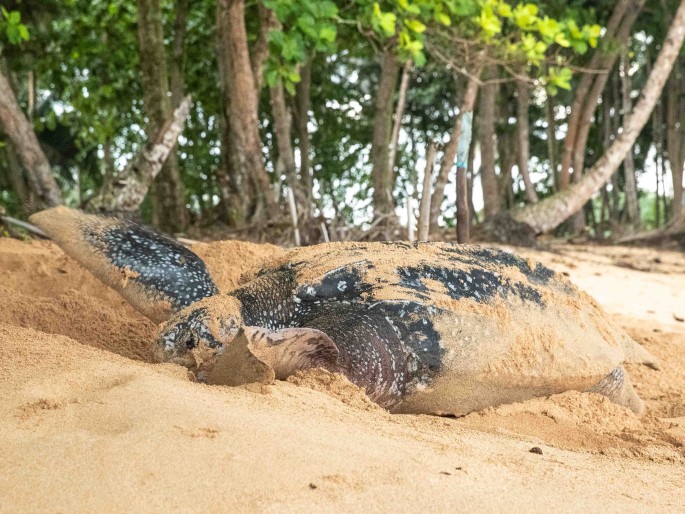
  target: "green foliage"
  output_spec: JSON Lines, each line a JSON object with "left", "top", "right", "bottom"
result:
{"left": 0, "top": 0, "right": 673, "bottom": 237}
{"left": 462, "top": 1, "right": 603, "bottom": 92}
{"left": 263, "top": 0, "right": 338, "bottom": 94}
{"left": 0, "top": 8, "right": 29, "bottom": 48}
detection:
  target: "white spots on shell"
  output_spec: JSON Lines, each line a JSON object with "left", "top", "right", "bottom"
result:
{"left": 337, "top": 280, "right": 347, "bottom": 292}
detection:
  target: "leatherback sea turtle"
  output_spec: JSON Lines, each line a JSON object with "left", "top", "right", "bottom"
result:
{"left": 31, "top": 207, "right": 658, "bottom": 416}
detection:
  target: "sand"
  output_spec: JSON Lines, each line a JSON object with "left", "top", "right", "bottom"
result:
{"left": 0, "top": 237, "right": 684, "bottom": 512}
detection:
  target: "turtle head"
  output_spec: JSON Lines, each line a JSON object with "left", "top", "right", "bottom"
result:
{"left": 154, "top": 295, "right": 340, "bottom": 387}
{"left": 154, "top": 296, "right": 243, "bottom": 381}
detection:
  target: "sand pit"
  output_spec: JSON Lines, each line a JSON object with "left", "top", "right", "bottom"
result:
{"left": 1, "top": 237, "right": 684, "bottom": 512}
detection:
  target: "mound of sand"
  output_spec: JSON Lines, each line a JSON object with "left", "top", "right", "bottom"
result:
{"left": 0, "top": 238, "right": 684, "bottom": 511}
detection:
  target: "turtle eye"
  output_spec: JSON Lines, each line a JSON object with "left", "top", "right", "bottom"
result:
{"left": 185, "top": 334, "right": 198, "bottom": 350}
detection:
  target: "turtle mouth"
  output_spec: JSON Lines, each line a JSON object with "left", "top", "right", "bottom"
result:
{"left": 153, "top": 332, "right": 225, "bottom": 377}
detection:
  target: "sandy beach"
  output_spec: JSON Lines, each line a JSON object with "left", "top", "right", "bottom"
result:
{"left": 1, "top": 238, "right": 684, "bottom": 512}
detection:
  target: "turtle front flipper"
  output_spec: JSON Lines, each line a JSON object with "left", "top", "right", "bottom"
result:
{"left": 208, "top": 326, "right": 340, "bottom": 386}
{"left": 30, "top": 206, "right": 218, "bottom": 323}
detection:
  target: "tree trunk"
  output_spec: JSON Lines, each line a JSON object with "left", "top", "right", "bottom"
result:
{"left": 571, "top": 2, "right": 645, "bottom": 179}
{"left": 371, "top": 48, "right": 400, "bottom": 226}
{"left": 456, "top": 165, "right": 469, "bottom": 243}
{"left": 666, "top": 59, "right": 684, "bottom": 221}
{"left": 137, "top": 0, "right": 188, "bottom": 232}
{"left": 170, "top": 0, "right": 188, "bottom": 106}
{"left": 295, "top": 60, "right": 313, "bottom": 219}
{"left": 215, "top": 2, "right": 241, "bottom": 224}
{"left": 513, "top": 0, "right": 685, "bottom": 233}
{"left": 545, "top": 91, "right": 557, "bottom": 191}
{"left": 467, "top": 134, "right": 477, "bottom": 224}
{"left": 417, "top": 141, "right": 437, "bottom": 241}
{"left": 2, "top": 144, "right": 32, "bottom": 208}
{"left": 216, "top": 0, "right": 274, "bottom": 223}
{"left": 499, "top": 129, "right": 515, "bottom": 208}
{"left": 0, "top": 68, "right": 62, "bottom": 208}
{"left": 88, "top": 97, "right": 192, "bottom": 215}
{"left": 270, "top": 80, "right": 305, "bottom": 221}
{"left": 516, "top": 80, "right": 538, "bottom": 203}
{"left": 620, "top": 49, "right": 640, "bottom": 225}
{"left": 479, "top": 70, "right": 499, "bottom": 219}
{"left": 251, "top": 4, "right": 277, "bottom": 93}
{"left": 387, "top": 61, "right": 412, "bottom": 182}
{"left": 558, "top": 0, "right": 640, "bottom": 188}
{"left": 429, "top": 74, "right": 480, "bottom": 230}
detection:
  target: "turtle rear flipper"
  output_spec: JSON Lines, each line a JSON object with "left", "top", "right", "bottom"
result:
{"left": 586, "top": 366, "right": 645, "bottom": 415}
{"left": 30, "top": 207, "right": 218, "bottom": 323}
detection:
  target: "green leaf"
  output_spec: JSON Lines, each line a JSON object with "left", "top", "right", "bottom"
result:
{"left": 266, "top": 69, "right": 280, "bottom": 87}
{"left": 513, "top": 4, "right": 538, "bottom": 30}
{"left": 497, "top": 2, "right": 512, "bottom": 18}
{"left": 548, "top": 66, "right": 572, "bottom": 91}
{"left": 318, "top": 1, "right": 338, "bottom": 18}
{"left": 479, "top": 7, "right": 502, "bottom": 37}
{"left": 8, "top": 11, "right": 20, "bottom": 24}
{"left": 554, "top": 32, "right": 570, "bottom": 47}
{"left": 17, "top": 23, "right": 29, "bottom": 41}
{"left": 571, "top": 40, "right": 588, "bottom": 54}
{"left": 296, "top": 14, "right": 317, "bottom": 38}
{"left": 567, "top": 19, "right": 582, "bottom": 39}
{"left": 435, "top": 12, "right": 451, "bottom": 26}
{"left": 405, "top": 19, "right": 426, "bottom": 33}
{"left": 412, "top": 51, "right": 426, "bottom": 67}
{"left": 319, "top": 25, "right": 336, "bottom": 43}
{"left": 537, "top": 16, "right": 560, "bottom": 41}
{"left": 6, "top": 24, "right": 20, "bottom": 44}
{"left": 284, "top": 80, "right": 296, "bottom": 95}
{"left": 379, "top": 12, "right": 397, "bottom": 36}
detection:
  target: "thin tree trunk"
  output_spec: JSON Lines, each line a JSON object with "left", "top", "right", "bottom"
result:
{"left": 652, "top": 78, "right": 664, "bottom": 225}
{"left": 666, "top": 59, "right": 684, "bottom": 221}
{"left": 270, "top": 80, "right": 305, "bottom": 221}
{"left": 0, "top": 68, "right": 62, "bottom": 207}
{"left": 137, "top": 0, "right": 188, "bottom": 232}
{"left": 387, "top": 61, "right": 412, "bottom": 181}
{"left": 513, "top": 0, "right": 685, "bottom": 233}
{"left": 467, "top": 134, "right": 477, "bottom": 224}
{"left": 571, "top": 2, "right": 645, "bottom": 179}
{"left": 417, "top": 141, "right": 437, "bottom": 241}
{"left": 371, "top": 48, "right": 400, "bottom": 226}
{"left": 558, "top": 0, "right": 638, "bottom": 189}
{"left": 620, "top": 49, "right": 640, "bottom": 224}
{"left": 601, "top": 92, "right": 619, "bottom": 229}
{"left": 457, "top": 110, "right": 475, "bottom": 243}
{"left": 479, "top": 70, "right": 499, "bottom": 219}
{"left": 499, "top": 130, "right": 515, "bottom": 208}
{"left": 215, "top": 2, "right": 241, "bottom": 224}
{"left": 295, "top": 60, "right": 313, "bottom": 219}
{"left": 545, "top": 91, "right": 557, "bottom": 191}
{"left": 516, "top": 80, "right": 538, "bottom": 203}
{"left": 251, "top": 4, "right": 277, "bottom": 93}
{"left": 429, "top": 74, "right": 480, "bottom": 230}
{"left": 216, "top": 0, "right": 274, "bottom": 222}
{"left": 170, "top": 0, "right": 188, "bottom": 106}
{"left": 27, "top": 70, "right": 35, "bottom": 123}
{"left": 656, "top": 143, "right": 663, "bottom": 226}
{"left": 456, "top": 166, "right": 469, "bottom": 243}
{"left": 2, "top": 144, "right": 31, "bottom": 207}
